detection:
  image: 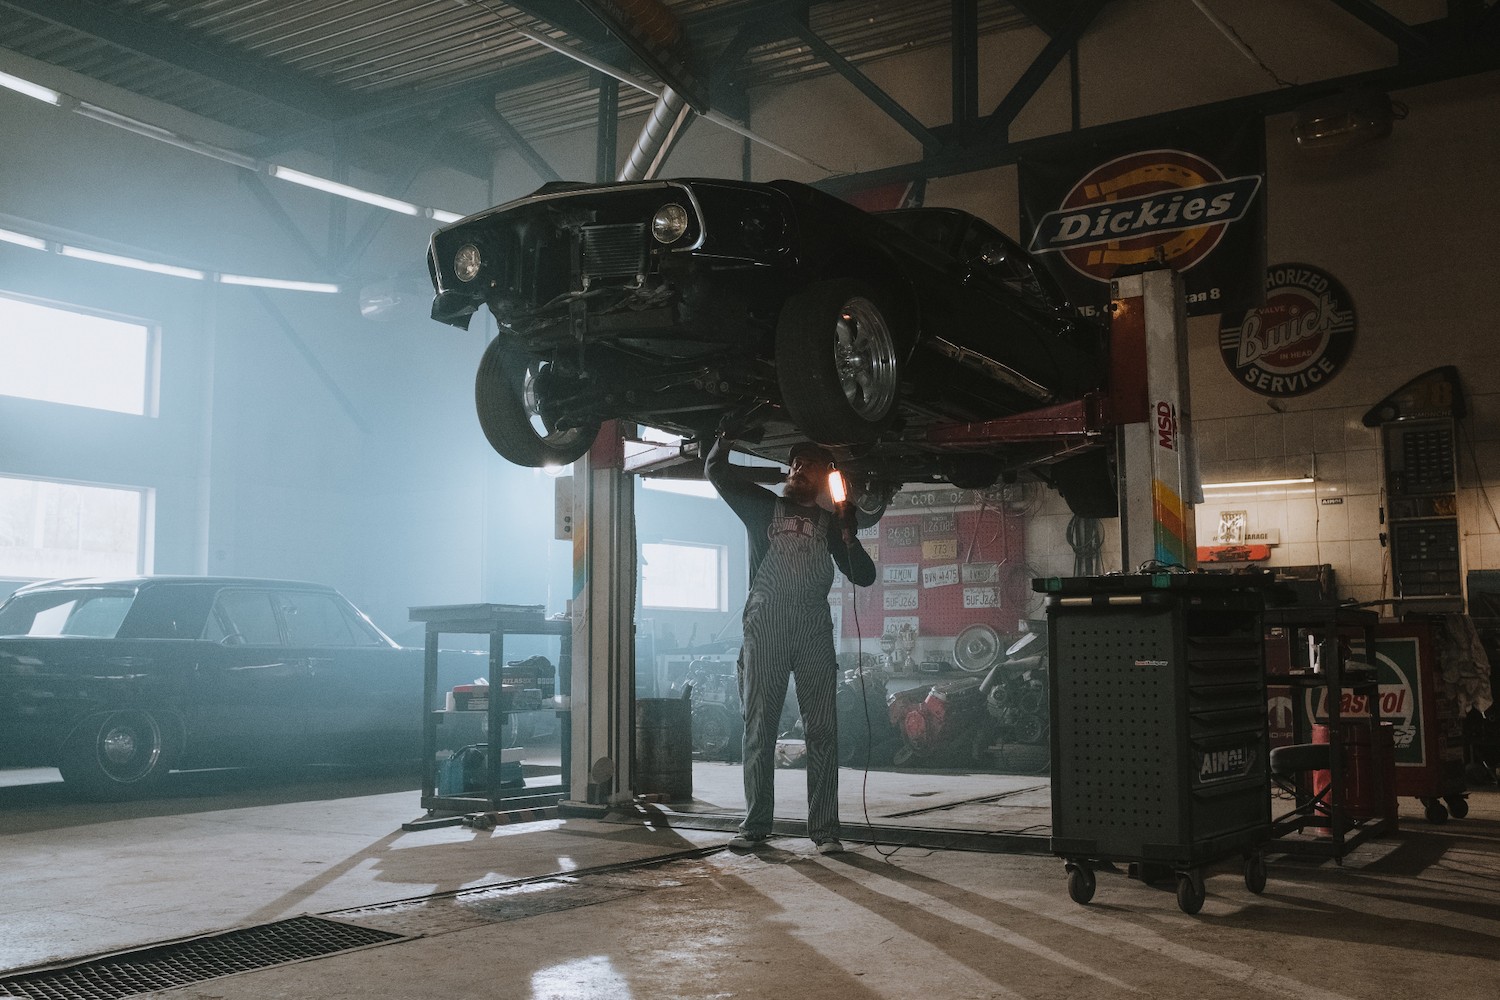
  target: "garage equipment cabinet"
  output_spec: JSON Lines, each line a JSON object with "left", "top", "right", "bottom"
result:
{"left": 1037, "top": 573, "right": 1271, "bottom": 914}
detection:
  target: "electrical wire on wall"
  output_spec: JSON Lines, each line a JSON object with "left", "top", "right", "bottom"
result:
{"left": 1066, "top": 516, "right": 1103, "bottom": 577}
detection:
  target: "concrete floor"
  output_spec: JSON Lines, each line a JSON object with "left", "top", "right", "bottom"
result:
{"left": 4, "top": 766, "right": 1500, "bottom": 999}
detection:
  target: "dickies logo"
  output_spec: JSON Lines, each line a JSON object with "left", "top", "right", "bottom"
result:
{"left": 1027, "top": 149, "right": 1262, "bottom": 283}
{"left": 1219, "top": 263, "right": 1356, "bottom": 397}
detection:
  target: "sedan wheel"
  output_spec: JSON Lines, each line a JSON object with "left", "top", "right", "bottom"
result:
{"left": 60, "top": 710, "right": 179, "bottom": 800}
{"left": 476, "top": 335, "right": 599, "bottom": 467}
{"left": 776, "top": 280, "right": 903, "bottom": 445}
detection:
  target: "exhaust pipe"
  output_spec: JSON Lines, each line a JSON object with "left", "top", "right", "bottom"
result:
{"left": 617, "top": 86, "right": 693, "bottom": 181}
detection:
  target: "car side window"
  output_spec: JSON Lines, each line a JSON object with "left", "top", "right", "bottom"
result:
{"left": 277, "top": 592, "right": 362, "bottom": 647}
{"left": 207, "top": 591, "right": 282, "bottom": 645}
{"left": 962, "top": 221, "right": 1058, "bottom": 314}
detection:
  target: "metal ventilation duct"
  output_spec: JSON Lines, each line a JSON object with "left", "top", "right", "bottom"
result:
{"left": 617, "top": 86, "right": 693, "bottom": 181}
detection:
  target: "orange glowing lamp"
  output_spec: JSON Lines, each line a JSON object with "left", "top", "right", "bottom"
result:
{"left": 827, "top": 469, "right": 847, "bottom": 505}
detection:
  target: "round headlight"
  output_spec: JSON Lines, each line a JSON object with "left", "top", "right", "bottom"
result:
{"left": 651, "top": 203, "right": 690, "bottom": 244}
{"left": 453, "top": 244, "right": 482, "bottom": 282}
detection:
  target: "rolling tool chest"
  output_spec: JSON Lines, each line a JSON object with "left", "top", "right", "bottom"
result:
{"left": 1036, "top": 573, "right": 1271, "bottom": 914}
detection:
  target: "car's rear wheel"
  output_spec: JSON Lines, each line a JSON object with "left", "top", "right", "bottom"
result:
{"left": 59, "top": 710, "right": 179, "bottom": 800}
{"left": 476, "top": 335, "right": 599, "bottom": 467}
{"left": 776, "top": 280, "right": 902, "bottom": 445}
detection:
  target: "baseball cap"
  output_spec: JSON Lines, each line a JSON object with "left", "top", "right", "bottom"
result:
{"left": 787, "top": 441, "right": 835, "bottom": 467}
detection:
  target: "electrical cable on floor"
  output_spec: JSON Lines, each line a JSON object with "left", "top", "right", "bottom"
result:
{"left": 852, "top": 586, "right": 900, "bottom": 862}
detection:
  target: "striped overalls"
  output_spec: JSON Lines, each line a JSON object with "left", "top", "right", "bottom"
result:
{"left": 738, "top": 498, "right": 841, "bottom": 843}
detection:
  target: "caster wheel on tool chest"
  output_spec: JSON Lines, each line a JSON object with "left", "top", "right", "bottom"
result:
{"left": 1067, "top": 865, "right": 1096, "bottom": 905}
{"left": 1423, "top": 798, "right": 1449, "bottom": 824}
{"left": 1176, "top": 872, "right": 1205, "bottom": 915}
{"left": 1446, "top": 796, "right": 1469, "bottom": 819}
{"left": 1243, "top": 854, "right": 1267, "bottom": 895}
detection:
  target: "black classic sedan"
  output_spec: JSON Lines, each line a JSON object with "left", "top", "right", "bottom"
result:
{"left": 428, "top": 178, "right": 1109, "bottom": 492}
{"left": 0, "top": 577, "right": 485, "bottom": 799}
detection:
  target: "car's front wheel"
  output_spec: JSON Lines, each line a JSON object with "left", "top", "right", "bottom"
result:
{"left": 776, "top": 280, "right": 903, "bottom": 445}
{"left": 59, "top": 710, "right": 180, "bottom": 800}
{"left": 476, "top": 335, "right": 599, "bottom": 467}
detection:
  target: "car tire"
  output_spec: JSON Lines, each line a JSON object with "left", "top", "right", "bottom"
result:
{"left": 475, "top": 335, "right": 599, "bottom": 467}
{"left": 58, "top": 709, "right": 180, "bottom": 800}
{"left": 775, "top": 280, "right": 903, "bottom": 446}
{"left": 1051, "top": 447, "right": 1119, "bottom": 518}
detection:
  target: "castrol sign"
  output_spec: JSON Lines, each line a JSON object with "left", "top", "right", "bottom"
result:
{"left": 1219, "top": 263, "right": 1356, "bottom": 397}
{"left": 1304, "top": 641, "right": 1425, "bottom": 767}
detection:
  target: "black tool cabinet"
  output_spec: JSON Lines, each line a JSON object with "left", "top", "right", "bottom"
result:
{"left": 1036, "top": 573, "right": 1271, "bottom": 914}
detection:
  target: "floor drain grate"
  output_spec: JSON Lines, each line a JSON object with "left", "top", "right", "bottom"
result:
{"left": 0, "top": 915, "right": 405, "bottom": 1000}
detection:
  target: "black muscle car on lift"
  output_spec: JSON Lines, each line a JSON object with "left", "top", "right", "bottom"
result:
{"left": 428, "top": 178, "right": 1113, "bottom": 507}
{"left": 0, "top": 577, "right": 487, "bottom": 799}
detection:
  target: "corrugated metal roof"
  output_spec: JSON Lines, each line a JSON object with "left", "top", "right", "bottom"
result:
{"left": 0, "top": 0, "right": 1034, "bottom": 161}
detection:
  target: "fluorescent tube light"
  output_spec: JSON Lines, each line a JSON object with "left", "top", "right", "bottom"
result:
{"left": 219, "top": 274, "right": 340, "bottom": 293}
{"left": 270, "top": 165, "right": 420, "bottom": 216}
{"left": 0, "top": 228, "right": 47, "bottom": 250}
{"left": 0, "top": 70, "right": 62, "bottom": 106}
{"left": 1201, "top": 477, "right": 1314, "bottom": 489}
{"left": 430, "top": 209, "right": 464, "bottom": 224}
{"left": 59, "top": 245, "right": 205, "bottom": 280}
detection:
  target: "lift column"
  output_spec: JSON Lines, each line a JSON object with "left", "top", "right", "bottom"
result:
{"left": 1110, "top": 269, "right": 1200, "bottom": 572}
{"left": 565, "top": 422, "right": 637, "bottom": 809}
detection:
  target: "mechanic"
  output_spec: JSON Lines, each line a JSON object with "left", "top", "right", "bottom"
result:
{"left": 706, "top": 433, "right": 877, "bottom": 854}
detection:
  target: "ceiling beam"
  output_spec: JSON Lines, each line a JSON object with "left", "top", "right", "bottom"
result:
{"left": 817, "top": 39, "right": 1500, "bottom": 197}
{"left": 477, "top": 103, "right": 563, "bottom": 182}
{"left": 0, "top": 0, "right": 493, "bottom": 178}
{"left": 979, "top": 0, "right": 1109, "bottom": 143}
{"left": 1004, "top": 0, "right": 1072, "bottom": 36}
{"left": 1323, "top": 0, "right": 1435, "bottom": 56}
{"left": 780, "top": 15, "right": 942, "bottom": 151}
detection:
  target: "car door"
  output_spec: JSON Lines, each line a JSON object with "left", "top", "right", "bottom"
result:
{"left": 192, "top": 588, "right": 312, "bottom": 765}
{"left": 273, "top": 590, "right": 417, "bottom": 762}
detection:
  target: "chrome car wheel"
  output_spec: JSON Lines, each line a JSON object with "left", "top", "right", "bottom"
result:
{"left": 833, "top": 297, "right": 899, "bottom": 421}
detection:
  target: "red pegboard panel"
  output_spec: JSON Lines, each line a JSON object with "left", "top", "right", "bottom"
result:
{"left": 835, "top": 503, "right": 1028, "bottom": 642}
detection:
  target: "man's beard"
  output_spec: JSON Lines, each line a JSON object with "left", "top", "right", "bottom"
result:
{"left": 783, "top": 474, "right": 819, "bottom": 506}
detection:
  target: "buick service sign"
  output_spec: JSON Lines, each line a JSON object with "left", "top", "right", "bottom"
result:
{"left": 1219, "top": 263, "right": 1356, "bottom": 397}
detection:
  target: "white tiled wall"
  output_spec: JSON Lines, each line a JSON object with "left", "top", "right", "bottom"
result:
{"left": 1023, "top": 393, "right": 1500, "bottom": 603}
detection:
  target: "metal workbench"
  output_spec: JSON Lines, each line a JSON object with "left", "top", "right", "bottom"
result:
{"left": 409, "top": 603, "right": 572, "bottom": 815}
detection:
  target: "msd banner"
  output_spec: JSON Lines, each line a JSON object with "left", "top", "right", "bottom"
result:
{"left": 1019, "top": 115, "right": 1267, "bottom": 318}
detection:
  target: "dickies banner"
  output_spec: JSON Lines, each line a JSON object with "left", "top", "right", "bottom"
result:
{"left": 1019, "top": 115, "right": 1267, "bottom": 318}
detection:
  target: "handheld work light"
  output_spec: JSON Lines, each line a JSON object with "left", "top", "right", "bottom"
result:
{"left": 827, "top": 469, "right": 847, "bottom": 505}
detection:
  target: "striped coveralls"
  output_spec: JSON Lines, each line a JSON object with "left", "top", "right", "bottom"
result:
{"left": 706, "top": 437, "right": 875, "bottom": 844}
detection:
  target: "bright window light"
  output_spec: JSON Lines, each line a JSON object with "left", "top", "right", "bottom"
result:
{"left": 59, "top": 245, "right": 204, "bottom": 280}
{"left": 0, "top": 294, "right": 152, "bottom": 414}
{"left": 219, "top": 274, "right": 340, "bottom": 293}
{"left": 431, "top": 209, "right": 464, "bottom": 224}
{"left": 1202, "top": 478, "right": 1315, "bottom": 489}
{"left": 641, "top": 541, "right": 726, "bottom": 611}
{"left": 0, "top": 228, "right": 47, "bottom": 251}
{"left": 0, "top": 476, "right": 148, "bottom": 579}
{"left": 0, "top": 70, "right": 62, "bottom": 105}
{"left": 642, "top": 478, "right": 718, "bottom": 499}
{"left": 270, "top": 165, "right": 420, "bottom": 216}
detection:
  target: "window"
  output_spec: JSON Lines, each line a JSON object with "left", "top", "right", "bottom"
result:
{"left": 0, "top": 476, "right": 150, "bottom": 580}
{"left": 0, "top": 293, "right": 155, "bottom": 415}
{"left": 0, "top": 587, "right": 137, "bottom": 637}
{"left": 641, "top": 541, "right": 727, "bottom": 611}
{"left": 278, "top": 592, "right": 383, "bottom": 647}
{"left": 206, "top": 591, "right": 282, "bottom": 646}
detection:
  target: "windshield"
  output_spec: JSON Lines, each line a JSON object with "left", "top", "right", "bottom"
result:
{"left": 0, "top": 588, "right": 138, "bottom": 638}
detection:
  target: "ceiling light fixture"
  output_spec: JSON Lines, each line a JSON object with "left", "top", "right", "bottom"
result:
{"left": 269, "top": 165, "right": 421, "bottom": 216}
{"left": 430, "top": 209, "right": 464, "bottom": 224}
{"left": 59, "top": 245, "right": 205, "bottom": 280}
{"left": 219, "top": 274, "right": 340, "bottom": 293}
{"left": 1201, "top": 477, "right": 1315, "bottom": 489}
{"left": 0, "top": 227, "right": 48, "bottom": 250}
{"left": 0, "top": 69, "right": 62, "bottom": 105}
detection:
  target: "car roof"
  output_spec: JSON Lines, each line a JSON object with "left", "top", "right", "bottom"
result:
{"left": 9, "top": 576, "right": 341, "bottom": 594}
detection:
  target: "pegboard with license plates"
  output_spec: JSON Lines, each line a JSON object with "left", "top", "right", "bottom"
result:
{"left": 831, "top": 494, "right": 1028, "bottom": 649}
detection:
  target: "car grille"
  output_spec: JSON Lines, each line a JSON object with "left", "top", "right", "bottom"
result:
{"left": 580, "top": 223, "right": 647, "bottom": 282}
